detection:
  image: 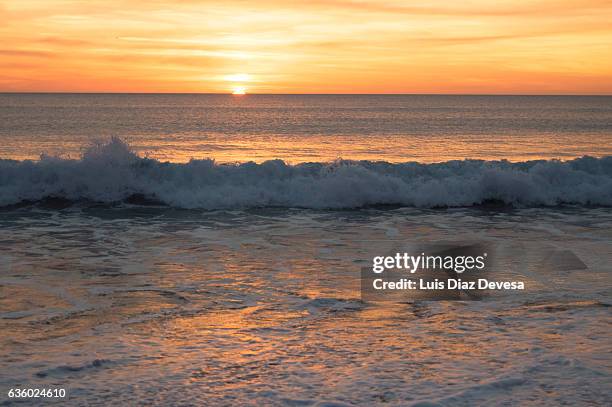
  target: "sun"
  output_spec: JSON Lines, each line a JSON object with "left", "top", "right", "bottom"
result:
{"left": 232, "top": 86, "right": 247, "bottom": 95}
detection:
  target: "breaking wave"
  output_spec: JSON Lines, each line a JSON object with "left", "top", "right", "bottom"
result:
{"left": 1, "top": 138, "right": 611, "bottom": 209}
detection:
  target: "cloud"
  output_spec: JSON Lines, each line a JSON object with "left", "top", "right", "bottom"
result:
{"left": 0, "top": 49, "right": 56, "bottom": 58}
{"left": 36, "top": 36, "right": 94, "bottom": 46}
{"left": 1, "top": 0, "right": 611, "bottom": 93}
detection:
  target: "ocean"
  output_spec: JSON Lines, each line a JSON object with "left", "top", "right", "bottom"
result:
{"left": 0, "top": 94, "right": 611, "bottom": 406}
{"left": 1, "top": 94, "right": 611, "bottom": 163}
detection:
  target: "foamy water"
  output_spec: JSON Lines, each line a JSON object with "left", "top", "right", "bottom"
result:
{"left": 1, "top": 206, "right": 610, "bottom": 405}
{"left": 0, "top": 138, "right": 611, "bottom": 209}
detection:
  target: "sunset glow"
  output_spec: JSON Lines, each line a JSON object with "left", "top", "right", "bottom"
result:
{"left": 1, "top": 0, "right": 611, "bottom": 94}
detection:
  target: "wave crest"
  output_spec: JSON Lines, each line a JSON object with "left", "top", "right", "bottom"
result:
{"left": 1, "top": 138, "right": 611, "bottom": 209}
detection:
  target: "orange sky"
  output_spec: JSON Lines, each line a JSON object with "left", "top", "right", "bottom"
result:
{"left": 1, "top": 0, "right": 611, "bottom": 94}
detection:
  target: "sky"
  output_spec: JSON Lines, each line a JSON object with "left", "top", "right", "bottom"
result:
{"left": 1, "top": 0, "right": 611, "bottom": 94}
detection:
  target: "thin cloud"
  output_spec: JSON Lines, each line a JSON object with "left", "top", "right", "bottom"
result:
{"left": 1, "top": 0, "right": 611, "bottom": 93}
{"left": 0, "top": 49, "right": 56, "bottom": 58}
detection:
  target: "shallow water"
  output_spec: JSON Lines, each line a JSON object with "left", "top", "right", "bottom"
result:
{"left": 1, "top": 206, "right": 610, "bottom": 405}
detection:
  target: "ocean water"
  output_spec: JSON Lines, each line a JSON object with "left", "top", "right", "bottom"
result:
{"left": 1, "top": 94, "right": 611, "bottom": 163}
{"left": 0, "top": 94, "right": 611, "bottom": 406}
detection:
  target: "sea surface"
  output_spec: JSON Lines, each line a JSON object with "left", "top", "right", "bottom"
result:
{"left": 0, "top": 94, "right": 611, "bottom": 406}
{"left": 1, "top": 94, "right": 611, "bottom": 163}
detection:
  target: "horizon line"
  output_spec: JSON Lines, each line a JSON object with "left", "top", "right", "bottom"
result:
{"left": 1, "top": 91, "right": 612, "bottom": 97}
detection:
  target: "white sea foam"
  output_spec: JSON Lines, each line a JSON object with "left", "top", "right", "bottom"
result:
{"left": 0, "top": 138, "right": 610, "bottom": 209}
